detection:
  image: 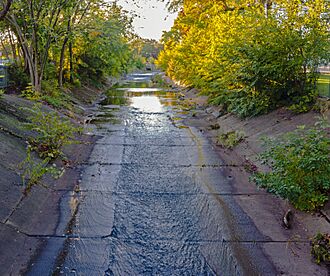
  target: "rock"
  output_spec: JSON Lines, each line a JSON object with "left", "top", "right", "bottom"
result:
{"left": 283, "top": 209, "right": 293, "bottom": 229}
{"left": 212, "top": 111, "right": 221, "bottom": 118}
{"left": 206, "top": 107, "right": 213, "bottom": 114}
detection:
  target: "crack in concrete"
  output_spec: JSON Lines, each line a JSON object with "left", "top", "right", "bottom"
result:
{"left": 0, "top": 221, "right": 311, "bottom": 244}
{"left": 3, "top": 194, "right": 25, "bottom": 224}
{"left": 79, "top": 161, "right": 240, "bottom": 168}
{"left": 51, "top": 189, "right": 271, "bottom": 197}
{"left": 95, "top": 143, "right": 198, "bottom": 147}
{"left": 0, "top": 125, "right": 25, "bottom": 140}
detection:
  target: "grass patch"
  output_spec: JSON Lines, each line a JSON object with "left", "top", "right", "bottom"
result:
{"left": 317, "top": 74, "right": 330, "bottom": 97}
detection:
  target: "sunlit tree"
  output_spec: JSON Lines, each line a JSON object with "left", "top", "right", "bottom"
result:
{"left": 158, "top": 0, "right": 330, "bottom": 117}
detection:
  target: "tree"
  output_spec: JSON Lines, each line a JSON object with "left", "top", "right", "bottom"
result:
{"left": 158, "top": 0, "right": 330, "bottom": 117}
{"left": 0, "top": 0, "right": 12, "bottom": 20}
{"left": 2, "top": 0, "right": 136, "bottom": 94}
{"left": 6, "top": 0, "right": 70, "bottom": 93}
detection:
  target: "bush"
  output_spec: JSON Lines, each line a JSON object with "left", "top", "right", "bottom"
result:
{"left": 24, "top": 104, "right": 82, "bottom": 159}
{"left": 158, "top": 1, "right": 329, "bottom": 118}
{"left": 288, "top": 90, "right": 318, "bottom": 114}
{"left": 253, "top": 120, "right": 330, "bottom": 211}
{"left": 21, "top": 85, "right": 41, "bottom": 100}
{"left": 227, "top": 90, "right": 273, "bottom": 118}
{"left": 19, "top": 104, "right": 80, "bottom": 193}
{"left": 217, "top": 130, "right": 245, "bottom": 149}
{"left": 311, "top": 233, "right": 330, "bottom": 265}
{"left": 7, "top": 64, "right": 30, "bottom": 91}
{"left": 19, "top": 146, "right": 60, "bottom": 193}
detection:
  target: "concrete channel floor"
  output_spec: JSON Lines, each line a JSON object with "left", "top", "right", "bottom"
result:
{"left": 28, "top": 73, "right": 281, "bottom": 275}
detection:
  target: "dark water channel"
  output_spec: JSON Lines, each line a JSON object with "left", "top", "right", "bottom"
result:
{"left": 29, "top": 73, "right": 276, "bottom": 275}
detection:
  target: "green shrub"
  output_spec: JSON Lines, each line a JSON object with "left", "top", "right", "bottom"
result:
{"left": 158, "top": 1, "right": 329, "bottom": 119}
{"left": 39, "top": 79, "right": 72, "bottom": 109}
{"left": 227, "top": 90, "right": 273, "bottom": 118}
{"left": 41, "top": 79, "right": 60, "bottom": 96}
{"left": 217, "top": 130, "right": 245, "bottom": 149}
{"left": 21, "top": 85, "right": 41, "bottom": 100}
{"left": 254, "top": 120, "right": 330, "bottom": 211}
{"left": 19, "top": 146, "right": 60, "bottom": 193}
{"left": 311, "top": 233, "right": 330, "bottom": 265}
{"left": 288, "top": 90, "right": 318, "bottom": 114}
{"left": 24, "top": 104, "right": 82, "bottom": 159}
{"left": 72, "top": 78, "right": 81, "bottom": 88}
{"left": 7, "top": 64, "right": 30, "bottom": 91}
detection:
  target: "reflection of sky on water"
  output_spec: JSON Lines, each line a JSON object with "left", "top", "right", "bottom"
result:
{"left": 130, "top": 96, "right": 163, "bottom": 113}
{"left": 116, "top": 88, "right": 163, "bottom": 92}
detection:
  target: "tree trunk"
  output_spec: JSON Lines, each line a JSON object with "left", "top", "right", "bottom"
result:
{"left": 58, "top": 18, "right": 71, "bottom": 87}
{"left": 58, "top": 37, "right": 68, "bottom": 87}
{"left": 7, "top": 30, "right": 18, "bottom": 63}
{"left": 69, "top": 41, "right": 73, "bottom": 83}
{"left": 7, "top": 15, "right": 36, "bottom": 88}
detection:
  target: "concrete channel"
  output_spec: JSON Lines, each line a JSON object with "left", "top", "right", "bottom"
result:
{"left": 28, "top": 72, "right": 277, "bottom": 275}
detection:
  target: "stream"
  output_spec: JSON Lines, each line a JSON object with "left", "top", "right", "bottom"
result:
{"left": 29, "top": 72, "right": 276, "bottom": 275}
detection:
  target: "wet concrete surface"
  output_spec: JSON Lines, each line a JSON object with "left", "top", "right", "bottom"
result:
{"left": 28, "top": 73, "right": 277, "bottom": 275}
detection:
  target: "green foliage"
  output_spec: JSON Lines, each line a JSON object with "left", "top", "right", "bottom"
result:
{"left": 222, "top": 90, "right": 273, "bottom": 118}
{"left": 4, "top": 0, "right": 135, "bottom": 93}
{"left": 217, "top": 130, "right": 245, "bottom": 149}
{"left": 0, "top": 89, "right": 4, "bottom": 98}
{"left": 75, "top": 5, "right": 134, "bottom": 85}
{"left": 72, "top": 79, "right": 81, "bottom": 88}
{"left": 19, "top": 103, "right": 79, "bottom": 193}
{"left": 21, "top": 85, "right": 40, "bottom": 100}
{"left": 41, "top": 94, "right": 71, "bottom": 109}
{"left": 24, "top": 104, "right": 82, "bottom": 159}
{"left": 311, "top": 233, "right": 330, "bottom": 265}
{"left": 288, "top": 90, "right": 318, "bottom": 114}
{"left": 158, "top": 0, "right": 330, "bottom": 118}
{"left": 254, "top": 120, "right": 330, "bottom": 211}
{"left": 130, "top": 37, "right": 163, "bottom": 64}
{"left": 7, "top": 64, "right": 30, "bottom": 91}
{"left": 19, "top": 146, "right": 60, "bottom": 193}
{"left": 40, "top": 79, "right": 71, "bottom": 109}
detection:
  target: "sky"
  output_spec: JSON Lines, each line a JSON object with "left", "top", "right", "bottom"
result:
{"left": 116, "top": 0, "right": 177, "bottom": 41}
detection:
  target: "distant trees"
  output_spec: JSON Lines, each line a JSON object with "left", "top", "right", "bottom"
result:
{"left": 158, "top": 0, "right": 330, "bottom": 117}
{"left": 130, "top": 37, "right": 163, "bottom": 69}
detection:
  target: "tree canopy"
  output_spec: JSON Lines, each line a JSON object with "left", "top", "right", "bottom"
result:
{"left": 0, "top": 0, "right": 144, "bottom": 95}
{"left": 158, "top": 0, "right": 330, "bottom": 117}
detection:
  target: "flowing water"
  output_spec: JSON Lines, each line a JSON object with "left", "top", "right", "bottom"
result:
{"left": 28, "top": 72, "right": 276, "bottom": 275}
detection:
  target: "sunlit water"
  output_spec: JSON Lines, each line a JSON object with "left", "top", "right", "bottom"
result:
{"left": 117, "top": 87, "right": 163, "bottom": 92}
{"left": 130, "top": 95, "right": 163, "bottom": 113}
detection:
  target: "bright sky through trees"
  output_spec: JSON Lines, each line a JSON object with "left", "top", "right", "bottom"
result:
{"left": 117, "top": 0, "right": 177, "bottom": 40}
